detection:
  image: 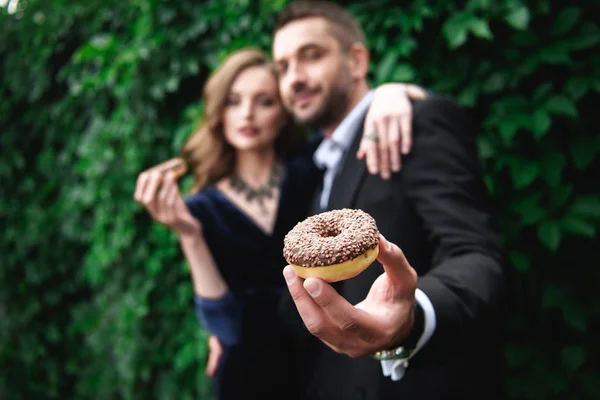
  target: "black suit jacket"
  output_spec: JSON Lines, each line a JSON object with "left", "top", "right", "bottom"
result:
{"left": 284, "top": 95, "right": 512, "bottom": 400}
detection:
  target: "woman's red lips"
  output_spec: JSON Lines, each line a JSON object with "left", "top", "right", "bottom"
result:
{"left": 238, "top": 127, "right": 258, "bottom": 136}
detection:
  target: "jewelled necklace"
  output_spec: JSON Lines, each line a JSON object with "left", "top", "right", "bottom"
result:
{"left": 229, "top": 163, "right": 283, "bottom": 213}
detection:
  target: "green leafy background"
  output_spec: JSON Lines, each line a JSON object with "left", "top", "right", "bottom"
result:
{"left": 1, "top": 0, "right": 598, "bottom": 399}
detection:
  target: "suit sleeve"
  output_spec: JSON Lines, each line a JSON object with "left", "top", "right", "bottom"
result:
{"left": 401, "top": 95, "right": 511, "bottom": 353}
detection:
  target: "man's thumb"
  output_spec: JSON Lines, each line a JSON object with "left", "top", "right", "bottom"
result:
{"left": 376, "top": 235, "right": 415, "bottom": 285}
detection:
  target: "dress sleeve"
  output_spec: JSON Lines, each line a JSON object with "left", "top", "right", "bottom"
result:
{"left": 184, "top": 191, "right": 212, "bottom": 231}
{"left": 184, "top": 191, "right": 243, "bottom": 346}
{"left": 194, "top": 292, "right": 243, "bottom": 347}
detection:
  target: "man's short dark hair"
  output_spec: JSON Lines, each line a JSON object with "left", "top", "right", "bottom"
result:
{"left": 274, "top": 1, "right": 366, "bottom": 51}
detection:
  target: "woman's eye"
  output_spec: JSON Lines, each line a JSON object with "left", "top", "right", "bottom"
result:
{"left": 225, "top": 97, "right": 239, "bottom": 106}
{"left": 258, "top": 98, "right": 275, "bottom": 106}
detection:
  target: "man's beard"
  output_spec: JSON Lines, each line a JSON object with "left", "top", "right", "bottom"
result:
{"left": 292, "top": 70, "right": 353, "bottom": 130}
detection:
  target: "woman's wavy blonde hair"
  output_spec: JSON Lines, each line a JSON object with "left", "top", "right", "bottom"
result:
{"left": 182, "top": 48, "right": 305, "bottom": 193}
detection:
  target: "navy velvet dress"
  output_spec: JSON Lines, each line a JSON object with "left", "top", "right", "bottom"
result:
{"left": 184, "top": 141, "right": 322, "bottom": 400}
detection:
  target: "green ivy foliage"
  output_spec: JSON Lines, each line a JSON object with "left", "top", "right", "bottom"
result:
{"left": 1, "top": 1, "right": 598, "bottom": 399}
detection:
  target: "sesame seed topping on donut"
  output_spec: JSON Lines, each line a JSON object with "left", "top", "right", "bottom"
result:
{"left": 283, "top": 208, "right": 379, "bottom": 267}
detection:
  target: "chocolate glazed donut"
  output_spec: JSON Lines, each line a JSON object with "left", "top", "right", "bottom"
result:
{"left": 283, "top": 208, "right": 380, "bottom": 282}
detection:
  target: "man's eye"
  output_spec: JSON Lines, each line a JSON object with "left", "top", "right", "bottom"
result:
{"left": 305, "top": 50, "right": 321, "bottom": 60}
{"left": 276, "top": 64, "right": 287, "bottom": 74}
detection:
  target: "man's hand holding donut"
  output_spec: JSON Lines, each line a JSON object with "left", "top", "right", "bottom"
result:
{"left": 282, "top": 235, "right": 418, "bottom": 358}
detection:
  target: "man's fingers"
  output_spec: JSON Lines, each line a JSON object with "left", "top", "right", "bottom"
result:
{"left": 304, "top": 277, "right": 381, "bottom": 345}
{"left": 283, "top": 267, "right": 334, "bottom": 338}
{"left": 377, "top": 235, "right": 417, "bottom": 290}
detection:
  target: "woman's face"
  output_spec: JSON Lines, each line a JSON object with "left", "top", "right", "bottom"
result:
{"left": 222, "top": 65, "right": 288, "bottom": 153}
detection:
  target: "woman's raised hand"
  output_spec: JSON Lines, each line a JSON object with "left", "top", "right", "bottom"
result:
{"left": 134, "top": 171, "right": 201, "bottom": 237}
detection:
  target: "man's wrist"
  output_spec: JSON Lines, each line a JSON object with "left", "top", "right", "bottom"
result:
{"left": 373, "top": 300, "right": 425, "bottom": 361}
{"left": 400, "top": 300, "right": 425, "bottom": 350}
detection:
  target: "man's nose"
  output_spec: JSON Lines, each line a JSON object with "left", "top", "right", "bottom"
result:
{"left": 286, "top": 62, "right": 307, "bottom": 87}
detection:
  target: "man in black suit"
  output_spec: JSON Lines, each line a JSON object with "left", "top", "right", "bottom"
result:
{"left": 272, "top": 2, "right": 512, "bottom": 399}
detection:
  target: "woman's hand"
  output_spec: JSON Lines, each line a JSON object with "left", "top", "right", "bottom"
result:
{"left": 205, "top": 335, "right": 223, "bottom": 377}
{"left": 134, "top": 170, "right": 201, "bottom": 238}
{"left": 358, "top": 83, "right": 428, "bottom": 179}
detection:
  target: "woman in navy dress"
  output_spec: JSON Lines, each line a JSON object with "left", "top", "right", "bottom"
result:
{"left": 134, "top": 48, "right": 425, "bottom": 399}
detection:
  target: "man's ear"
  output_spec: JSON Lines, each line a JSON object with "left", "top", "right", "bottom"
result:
{"left": 347, "top": 43, "right": 370, "bottom": 80}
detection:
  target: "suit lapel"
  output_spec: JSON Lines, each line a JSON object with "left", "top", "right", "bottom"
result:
{"left": 326, "top": 117, "right": 367, "bottom": 211}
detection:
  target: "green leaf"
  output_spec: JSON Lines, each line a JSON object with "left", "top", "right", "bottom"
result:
{"left": 498, "top": 120, "right": 519, "bottom": 145}
{"left": 570, "top": 196, "right": 600, "bottom": 219}
{"left": 566, "top": 76, "right": 590, "bottom": 100}
{"left": 477, "top": 137, "right": 494, "bottom": 159}
{"left": 561, "top": 346, "right": 586, "bottom": 372}
{"left": 376, "top": 52, "right": 398, "bottom": 83}
{"left": 505, "top": 6, "right": 530, "bottom": 30}
{"left": 545, "top": 95, "right": 578, "bottom": 118}
{"left": 511, "top": 192, "right": 546, "bottom": 225}
{"left": 442, "top": 13, "right": 472, "bottom": 49}
{"left": 509, "top": 251, "right": 531, "bottom": 273}
{"left": 542, "top": 284, "right": 568, "bottom": 309}
{"left": 570, "top": 135, "right": 600, "bottom": 170}
{"left": 470, "top": 19, "right": 493, "bottom": 40}
{"left": 511, "top": 160, "right": 539, "bottom": 189}
{"left": 173, "top": 341, "right": 198, "bottom": 371}
{"left": 89, "top": 33, "right": 115, "bottom": 50}
{"left": 391, "top": 64, "right": 416, "bottom": 82}
{"left": 562, "top": 301, "right": 588, "bottom": 332}
{"left": 482, "top": 73, "right": 505, "bottom": 93}
{"left": 467, "top": 0, "right": 491, "bottom": 10}
{"left": 550, "top": 8, "right": 581, "bottom": 36}
{"left": 396, "top": 37, "right": 417, "bottom": 57}
{"left": 531, "top": 109, "right": 552, "bottom": 139}
{"left": 560, "top": 216, "right": 596, "bottom": 237}
{"left": 594, "top": 78, "right": 600, "bottom": 94}
{"left": 549, "top": 184, "right": 573, "bottom": 211}
{"left": 538, "top": 47, "right": 571, "bottom": 64}
{"left": 569, "top": 23, "right": 600, "bottom": 50}
{"left": 498, "top": 113, "right": 531, "bottom": 145}
{"left": 457, "top": 85, "right": 478, "bottom": 107}
{"left": 165, "top": 76, "right": 179, "bottom": 93}
{"left": 540, "top": 152, "right": 565, "bottom": 187}
{"left": 537, "top": 221, "right": 561, "bottom": 252}
{"left": 532, "top": 83, "right": 554, "bottom": 102}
